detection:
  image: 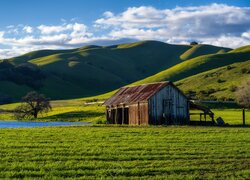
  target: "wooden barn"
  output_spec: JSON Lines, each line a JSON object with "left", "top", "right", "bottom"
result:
{"left": 103, "top": 81, "right": 189, "bottom": 125}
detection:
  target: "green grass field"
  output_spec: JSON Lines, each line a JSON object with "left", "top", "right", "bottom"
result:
{"left": 0, "top": 99, "right": 249, "bottom": 126}
{"left": 0, "top": 100, "right": 105, "bottom": 122}
{"left": 190, "top": 109, "right": 250, "bottom": 125}
{"left": 0, "top": 126, "right": 249, "bottom": 179}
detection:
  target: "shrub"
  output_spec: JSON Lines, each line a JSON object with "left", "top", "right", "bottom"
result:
{"left": 229, "top": 85, "right": 237, "bottom": 92}
{"left": 209, "top": 95, "right": 217, "bottom": 101}
{"left": 204, "top": 74, "right": 209, "bottom": 78}
{"left": 95, "top": 120, "right": 108, "bottom": 124}
{"left": 190, "top": 41, "right": 198, "bottom": 45}
{"left": 218, "top": 96, "right": 227, "bottom": 101}
{"left": 241, "top": 68, "right": 248, "bottom": 74}
{"left": 185, "top": 90, "right": 196, "bottom": 98}
{"left": 226, "top": 65, "right": 234, "bottom": 70}
{"left": 207, "top": 88, "right": 216, "bottom": 94}
{"left": 217, "top": 79, "right": 226, "bottom": 83}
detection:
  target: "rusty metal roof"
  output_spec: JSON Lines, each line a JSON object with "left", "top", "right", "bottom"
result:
{"left": 103, "top": 81, "right": 171, "bottom": 106}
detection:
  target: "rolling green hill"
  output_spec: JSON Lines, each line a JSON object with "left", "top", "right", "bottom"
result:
{"left": 0, "top": 40, "right": 245, "bottom": 103}
{"left": 134, "top": 50, "right": 250, "bottom": 85}
{"left": 229, "top": 45, "right": 250, "bottom": 53}
{"left": 176, "top": 60, "right": 250, "bottom": 100}
{"left": 7, "top": 49, "right": 76, "bottom": 64}
{"left": 180, "top": 44, "right": 230, "bottom": 60}
{"left": 0, "top": 41, "right": 193, "bottom": 101}
{"left": 84, "top": 59, "right": 250, "bottom": 102}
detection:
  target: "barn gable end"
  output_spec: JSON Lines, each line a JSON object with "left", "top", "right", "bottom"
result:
{"left": 148, "top": 85, "right": 189, "bottom": 125}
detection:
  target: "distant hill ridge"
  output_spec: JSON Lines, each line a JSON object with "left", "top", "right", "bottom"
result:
{"left": 1, "top": 40, "right": 247, "bottom": 103}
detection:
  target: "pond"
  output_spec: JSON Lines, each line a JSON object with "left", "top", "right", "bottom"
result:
{"left": 0, "top": 120, "right": 90, "bottom": 128}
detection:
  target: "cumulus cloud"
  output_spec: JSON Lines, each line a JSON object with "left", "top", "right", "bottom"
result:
{"left": 37, "top": 23, "right": 89, "bottom": 35}
{"left": 37, "top": 24, "right": 72, "bottom": 34}
{"left": 23, "top": 26, "right": 33, "bottom": 33}
{"left": 96, "top": 3, "right": 250, "bottom": 47}
{"left": 0, "top": 3, "right": 250, "bottom": 59}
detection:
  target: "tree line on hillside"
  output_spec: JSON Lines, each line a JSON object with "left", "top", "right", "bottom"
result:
{"left": 0, "top": 60, "right": 46, "bottom": 89}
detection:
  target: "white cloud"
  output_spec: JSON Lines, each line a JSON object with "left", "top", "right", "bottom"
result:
{"left": 0, "top": 31, "right": 4, "bottom": 38}
{"left": 103, "top": 11, "right": 114, "bottom": 18}
{"left": 242, "top": 31, "right": 250, "bottom": 39}
{"left": 37, "top": 23, "right": 88, "bottom": 34}
{"left": 23, "top": 26, "right": 33, "bottom": 33}
{"left": 0, "top": 4, "right": 250, "bottom": 59}
{"left": 0, "top": 46, "right": 38, "bottom": 59}
{"left": 95, "top": 3, "right": 250, "bottom": 47}
{"left": 37, "top": 24, "right": 71, "bottom": 34}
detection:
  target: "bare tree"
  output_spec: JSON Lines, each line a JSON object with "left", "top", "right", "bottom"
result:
{"left": 14, "top": 91, "right": 52, "bottom": 119}
{"left": 235, "top": 79, "right": 250, "bottom": 108}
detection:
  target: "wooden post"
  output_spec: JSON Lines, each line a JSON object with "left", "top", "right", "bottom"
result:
{"left": 122, "top": 105, "right": 125, "bottom": 124}
{"left": 105, "top": 108, "right": 108, "bottom": 123}
{"left": 138, "top": 102, "right": 140, "bottom": 125}
{"left": 212, "top": 114, "right": 215, "bottom": 124}
{"left": 204, "top": 114, "right": 207, "bottom": 122}
{"left": 115, "top": 106, "right": 118, "bottom": 124}
{"left": 243, "top": 108, "right": 245, "bottom": 126}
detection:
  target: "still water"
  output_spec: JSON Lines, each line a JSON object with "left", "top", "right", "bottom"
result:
{"left": 0, "top": 120, "right": 90, "bottom": 128}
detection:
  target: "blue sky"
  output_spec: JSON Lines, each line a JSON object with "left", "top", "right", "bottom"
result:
{"left": 0, "top": 0, "right": 249, "bottom": 27}
{"left": 0, "top": 0, "right": 250, "bottom": 58}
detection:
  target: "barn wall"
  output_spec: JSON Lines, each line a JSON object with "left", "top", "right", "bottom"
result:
{"left": 148, "top": 85, "right": 189, "bottom": 124}
{"left": 128, "top": 102, "right": 148, "bottom": 125}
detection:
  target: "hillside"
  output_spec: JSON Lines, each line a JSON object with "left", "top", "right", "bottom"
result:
{"left": 84, "top": 59, "right": 250, "bottom": 102}
{"left": 180, "top": 44, "right": 230, "bottom": 60}
{"left": 229, "top": 45, "right": 250, "bottom": 53}
{"left": 1, "top": 41, "right": 190, "bottom": 101}
{"left": 176, "top": 60, "right": 250, "bottom": 100}
{"left": 0, "top": 41, "right": 229, "bottom": 102}
{"left": 134, "top": 50, "right": 250, "bottom": 85}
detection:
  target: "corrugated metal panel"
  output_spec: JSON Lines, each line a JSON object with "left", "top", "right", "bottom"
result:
{"left": 104, "top": 82, "right": 170, "bottom": 106}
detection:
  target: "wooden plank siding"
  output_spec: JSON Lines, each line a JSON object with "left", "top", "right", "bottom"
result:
{"left": 128, "top": 102, "right": 149, "bottom": 125}
{"left": 148, "top": 85, "right": 189, "bottom": 125}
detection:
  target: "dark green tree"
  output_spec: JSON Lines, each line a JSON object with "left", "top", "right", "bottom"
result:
{"left": 190, "top": 41, "right": 198, "bottom": 45}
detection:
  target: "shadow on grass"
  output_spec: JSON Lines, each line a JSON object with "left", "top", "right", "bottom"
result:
{"left": 216, "top": 124, "right": 250, "bottom": 128}
{"left": 40, "top": 110, "right": 105, "bottom": 121}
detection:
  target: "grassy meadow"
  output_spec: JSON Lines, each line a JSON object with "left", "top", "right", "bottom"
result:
{"left": 0, "top": 86, "right": 249, "bottom": 179}
{"left": 0, "top": 126, "right": 249, "bottom": 179}
{"left": 0, "top": 99, "right": 105, "bottom": 122}
{"left": 0, "top": 98, "right": 249, "bottom": 125}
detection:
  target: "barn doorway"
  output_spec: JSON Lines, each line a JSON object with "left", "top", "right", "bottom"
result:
{"left": 116, "top": 108, "right": 129, "bottom": 124}
{"left": 108, "top": 107, "right": 129, "bottom": 124}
